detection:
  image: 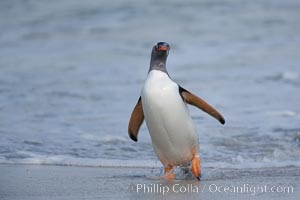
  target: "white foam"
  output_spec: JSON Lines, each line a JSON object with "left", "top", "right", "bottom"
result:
{"left": 80, "top": 134, "right": 128, "bottom": 143}
{"left": 1, "top": 152, "right": 300, "bottom": 169}
{"left": 281, "top": 71, "right": 299, "bottom": 81}
{"left": 0, "top": 154, "right": 161, "bottom": 168}
{"left": 204, "top": 149, "right": 300, "bottom": 169}
{"left": 266, "top": 110, "right": 297, "bottom": 117}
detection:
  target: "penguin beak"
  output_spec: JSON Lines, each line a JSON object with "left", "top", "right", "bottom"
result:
{"left": 156, "top": 46, "right": 169, "bottom": 51}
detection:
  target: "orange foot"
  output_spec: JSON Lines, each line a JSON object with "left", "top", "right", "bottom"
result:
{"left": 163, "top": 165, "right": 175, "bottom": 180}
{"left": 191, "top": 156, "right": 201, "bottom": 180}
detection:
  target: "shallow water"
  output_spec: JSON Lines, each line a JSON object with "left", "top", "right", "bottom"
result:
{"left": 0, "top": 0, "right": 300, "bottom": 169}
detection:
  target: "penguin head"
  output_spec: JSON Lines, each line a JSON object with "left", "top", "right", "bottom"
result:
{"left": 149, "top": 42, "right": 170, "bottom": 73}
{"left": 152, "top": 42, "right": 170, "bottom": 58}
{"left": 154, "top": 42, "right": 170, "bottom": 52}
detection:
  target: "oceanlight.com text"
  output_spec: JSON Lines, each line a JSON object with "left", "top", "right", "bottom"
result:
{"left": 131, "top": 183, "right": 294, "bottom": 196}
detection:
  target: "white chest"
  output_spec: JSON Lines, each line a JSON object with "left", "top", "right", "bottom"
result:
{"left": 141, "top": 70, "right": 199, "bottom": 166}
{"left": 142, "top": 70, "right": 177, "bottom": 106}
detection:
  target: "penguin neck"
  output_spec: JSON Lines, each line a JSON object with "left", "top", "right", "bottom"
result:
{"left": 149, "top": 59, "right": 168, "bottom": 74}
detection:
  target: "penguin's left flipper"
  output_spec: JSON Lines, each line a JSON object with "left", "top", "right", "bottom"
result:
{"left": 179, "top": 86, "right": 225, "bottom": 125}
{"left": 128, "top": 97, "right": 144, "bottom": 142}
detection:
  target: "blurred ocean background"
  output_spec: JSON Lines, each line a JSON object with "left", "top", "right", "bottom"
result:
{"left": 0, "top": 0, "right": 299, "bottom": 169}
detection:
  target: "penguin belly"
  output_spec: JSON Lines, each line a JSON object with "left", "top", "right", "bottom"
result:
{"left": 141, "top": 70, "right": 199, "bottom": 167}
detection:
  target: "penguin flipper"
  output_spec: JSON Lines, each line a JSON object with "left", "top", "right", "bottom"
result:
{"left": 128, "top": 97, "right": 144, "bottom": 142}
{"left": 179, "top": 86, "right": 225, "bottom": 125}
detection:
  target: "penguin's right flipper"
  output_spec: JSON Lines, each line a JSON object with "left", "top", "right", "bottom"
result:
{"left": 128, "top": 97, "right": 144, "bottom": 142}
{"left": 179, "top": 86, "right": 225, "bottom": 125}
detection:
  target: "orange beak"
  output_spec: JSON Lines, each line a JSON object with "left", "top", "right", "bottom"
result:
{"left": 156, "top": 46, "right": 169, "bottom": 51}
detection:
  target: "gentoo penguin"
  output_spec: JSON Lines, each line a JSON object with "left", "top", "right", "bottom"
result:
{"left": 128, "top": 42, "right": 225, "bottom": 180}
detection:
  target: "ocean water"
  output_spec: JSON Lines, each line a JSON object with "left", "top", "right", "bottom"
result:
{"left": 0, "top": 0, "right": 300, "bottom": 170}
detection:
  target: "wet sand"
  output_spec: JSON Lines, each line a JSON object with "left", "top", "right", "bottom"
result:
{"left": 0, "top": 164, "right": 299, "bottom": 200}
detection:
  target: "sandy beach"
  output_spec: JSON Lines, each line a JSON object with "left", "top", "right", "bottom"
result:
{"left": 0, "top": 164, "right": 299, "bottom": 200}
